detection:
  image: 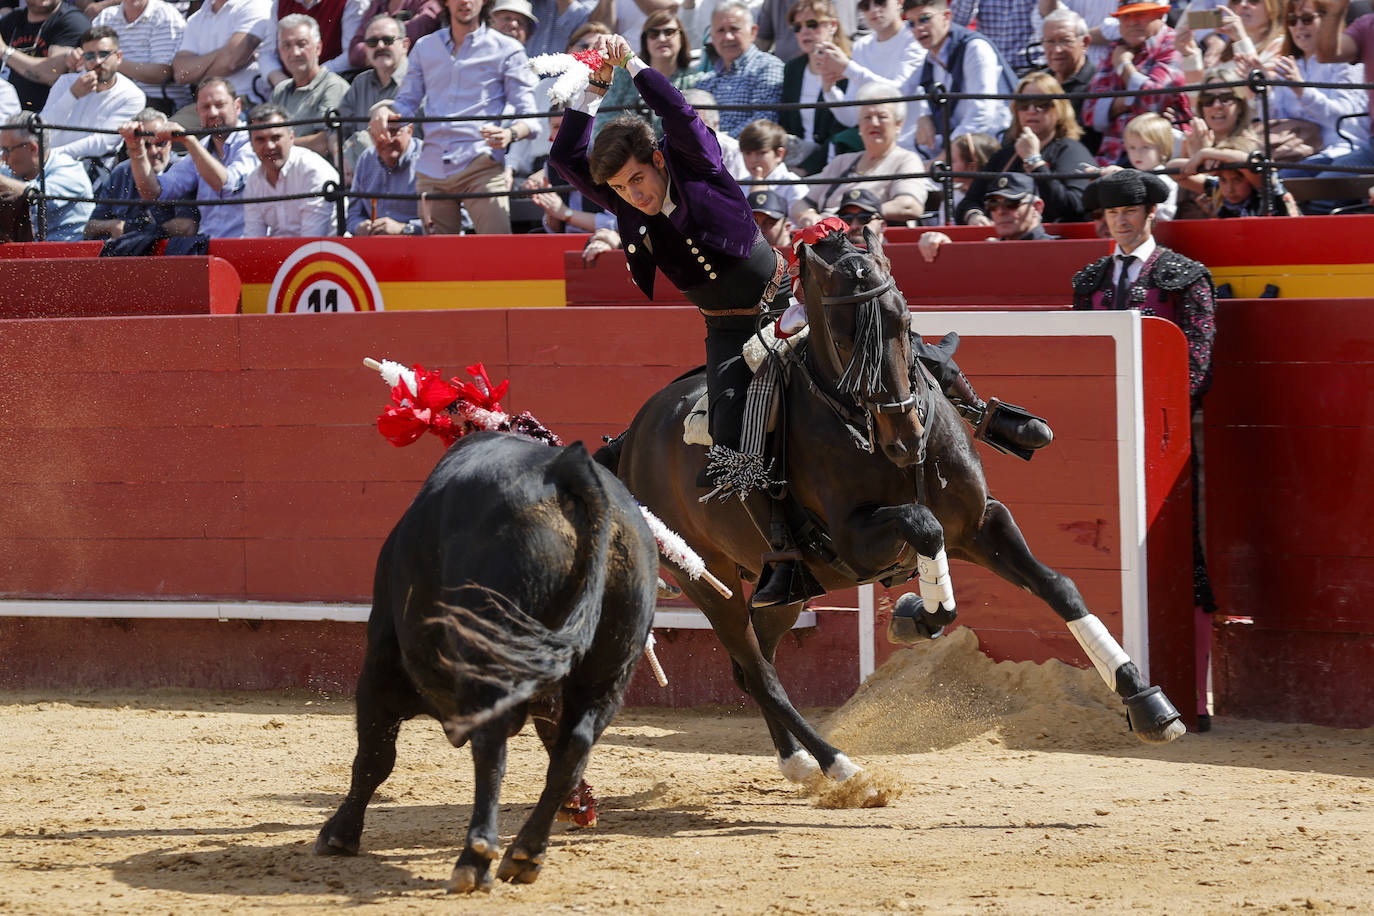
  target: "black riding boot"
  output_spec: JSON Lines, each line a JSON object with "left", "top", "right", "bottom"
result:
{"left": 943, "top": 362, "right": 1054, "bottom": 461}
{"left": 748, "top": 499, "right": 824, "bottom": 609}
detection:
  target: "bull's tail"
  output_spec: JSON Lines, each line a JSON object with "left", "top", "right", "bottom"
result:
{"left": 429, "top": 442, "right": 615, "bottom": 744}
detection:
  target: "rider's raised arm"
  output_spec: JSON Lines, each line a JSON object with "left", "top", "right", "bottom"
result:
{"left": 628, "top": 61, "right": 723, "bottom": 175}
{"left": 548, "top": 88, "right": 618, "bottom": 214}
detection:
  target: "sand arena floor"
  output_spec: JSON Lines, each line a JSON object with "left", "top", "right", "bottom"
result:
{"left": 1, "top": 627, "right": 1370, "bottom": 915}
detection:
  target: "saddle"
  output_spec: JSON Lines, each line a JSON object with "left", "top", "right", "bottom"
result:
{"left": 683, "top": 323, "right": 809, "bottom": 448}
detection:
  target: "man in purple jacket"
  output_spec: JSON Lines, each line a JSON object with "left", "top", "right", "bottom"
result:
{"left": 550, "top": 33, "right": 813, "bottom": 609}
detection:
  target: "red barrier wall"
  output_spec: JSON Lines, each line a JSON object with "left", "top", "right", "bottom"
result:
{"left": 1205, "top": 298, "right": 1374, "bottom": 728}
{"left": 0, "top": 257, "right": 240, "bottom": 317}
{"left": 0, "top": 309, "right": 1187, "bottom": 713}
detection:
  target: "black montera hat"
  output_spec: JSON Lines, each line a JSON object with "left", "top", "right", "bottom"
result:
{"left": 837, "top": 187, "right": 883, "bottom": 215}
{"left": 985, "top": 171, "right": 1037, "bottom": 202}
{"left": 1082, "top": 169, "right": 1171, "bottom": 212}
{"left": 748, "top": 189, "right": 788, "bottom": 219}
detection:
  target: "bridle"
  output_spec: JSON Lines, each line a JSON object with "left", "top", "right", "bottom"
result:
{"left": 812, "top": 254, "right": 918, "bottom": 416}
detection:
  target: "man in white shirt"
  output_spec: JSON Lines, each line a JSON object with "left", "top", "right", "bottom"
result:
{"left": 900, "top": 0, "right": 1014, "bottom": 156}
{"left": 173, "top": 0, "right": 272, "bottom": 104}
{"left": 39, "top": 27, "right": 146, "bottom": 169}
{"left": 819, "top": 0, "right": 926, "bottom": 131}
{"left": 93, "top": 0, "right": 190, "bottom": 113}
{"left": 242, "top": 102, "right": 339, "bottom": 237}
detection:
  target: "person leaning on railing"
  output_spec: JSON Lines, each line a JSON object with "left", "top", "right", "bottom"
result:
{"left": 0, "top": 110, "right": 95, "bottom": 242}
{"left": 1311, "top": 0, "right": 1374, "bottom": 183}
{"left": 124, "top": 76, "right": 257, "bottom": 239}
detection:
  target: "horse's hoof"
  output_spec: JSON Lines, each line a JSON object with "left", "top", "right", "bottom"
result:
{"left": 778, "top": 749, "right": 820, "bottom": 783}
{"left": 1123, "top": 686, "right": 1184, "bottom": 743}
{"left": 656, "top": 576, "right": 682, "bottom": 599}
{"left": 1135, "top": 718, "right": 1186, "bottom": 744}
{"left": 825, "top": 753, "right": 862, "bottom": 782}
{"left": 448, "top": 864, "right": 494, "bottom": 894}
{"left": 498, "top": 847, "right": 545, "bottom": 885}
{"left": 885, "top": 594, "right": 947, "bottom": 644}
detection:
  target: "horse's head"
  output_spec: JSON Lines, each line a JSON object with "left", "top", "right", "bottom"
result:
{"left": 799, "top": 226, "right": 924, "bottom": 467}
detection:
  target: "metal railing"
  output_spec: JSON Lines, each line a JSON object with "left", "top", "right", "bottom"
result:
{"left": 15, "top": 70, "right": 1373, "bottom": 240}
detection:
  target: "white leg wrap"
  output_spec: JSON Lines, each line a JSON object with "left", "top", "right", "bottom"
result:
{"left": 825, "top": 753, "right": 861, "bottom": 782}
{"left": 1067, "top": 614, "right": 1131, "bottom": 689}
{"left": 777, "top": 749, "right": 820, "bottom": 783}
{"left": 917, "top": 550, "right": 956, "bottom": 613}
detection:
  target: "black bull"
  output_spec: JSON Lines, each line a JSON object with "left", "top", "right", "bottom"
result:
{"left": 316, "top": 432, "right": 658, "bottom": 891}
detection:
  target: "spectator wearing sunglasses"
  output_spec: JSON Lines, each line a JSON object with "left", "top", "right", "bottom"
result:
{"left": 339, "top": 14, "right": 411, "bottom": 178}
{"left": 834, "top": 186, "right": 887, "bottom": 246}
{"left": 917, "top": 171, "right": 1058, "bottom": 262}
{"left": 1083, "top": 0, "right": 1190, "bottom": 167}
{"left": 88, "top": 107, "right": 195, "bottom": 238}
{"left": 38, "top": 26, "right": 146, "bottom": 189}
{"left": 1308, "top": 0, "right": 1374, "bottom": 196}
{"left": 593, "top": 10, "right": 703, "bottom": 138}
{"left": 347, "top": 0, "right": 444, "bottom": 69}
{"left": 778, "top": 0, "right": 861, "bottom": 175}
{"left": 900, "top": 0, "right": 1016, "bottom": 158}
{"left": 958, "top": 71, "right": 1095, "bottom": 225}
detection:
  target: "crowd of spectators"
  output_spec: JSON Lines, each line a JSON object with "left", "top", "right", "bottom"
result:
{"left": 0, "top": 0, "right": 1371, "bottom": 241}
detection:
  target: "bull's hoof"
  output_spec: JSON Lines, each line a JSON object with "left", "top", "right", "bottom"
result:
{"left": 1123, "top": 686, "right": 1185, "bottom": 744}
{"left": 885, "top": 594, "right": 948, "bottom": 645}
{"left": 448, "top": 863, "right": 494, "bottom": 894}
{"left": 497, "top": 846, "right": 545, "bottom": 885}
{"left": 313, "top": 822, "right": 359, "bottom": 856}
{"left": 656, "top": 577, "right": 682, "bottom": 599}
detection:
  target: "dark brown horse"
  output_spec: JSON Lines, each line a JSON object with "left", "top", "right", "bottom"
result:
{"left": 599, "top": 227, "right": 1184, "bottom": 785}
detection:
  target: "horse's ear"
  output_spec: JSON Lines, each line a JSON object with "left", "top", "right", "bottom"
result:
{"left": 863, "top": 225, "right": 890, "bottom": 273}
{"left": 802, "top": 242, "right": 831, "bottom": 280}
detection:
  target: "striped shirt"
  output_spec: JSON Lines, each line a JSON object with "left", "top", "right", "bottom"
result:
{"left": 94, "top": 0, "right": 191, "bottom": 109}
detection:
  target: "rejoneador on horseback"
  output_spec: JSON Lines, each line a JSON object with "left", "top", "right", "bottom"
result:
{"left": 549, "top": 32, "right": 1052, "bottom": 610}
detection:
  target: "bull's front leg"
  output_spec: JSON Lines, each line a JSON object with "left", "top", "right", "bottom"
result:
{"left": 838, "top": 503, "right": 958, "bottom": 644}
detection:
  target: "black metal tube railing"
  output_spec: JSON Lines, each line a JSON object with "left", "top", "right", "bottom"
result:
{"left": 15, "top": 71, "right": 1373, "bottom": 240}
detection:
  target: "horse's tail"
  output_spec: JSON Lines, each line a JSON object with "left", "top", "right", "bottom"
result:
{"left": 430, "top": 443, "right": 616, "bottom": 745}
{"left": 593, "top": 429, "right": 626, "bottom": 475}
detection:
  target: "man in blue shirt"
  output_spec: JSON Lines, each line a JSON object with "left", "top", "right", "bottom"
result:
{"left": 87, "top": 107, "right": 197, "bottom": 239}
{"left": 0, "top": 111, "right": 94, "bottom": 241}
{"left": 347, "top": 119, "right": 423, "bottom": 235}
{"left": 371, "top": 0, "right": 541, "bottom": 234}
{"left": 124, "top": 77, "right": 257, "bottom": 238}
{"left": 698, "top": 2, "right": 785, "bottom": 137}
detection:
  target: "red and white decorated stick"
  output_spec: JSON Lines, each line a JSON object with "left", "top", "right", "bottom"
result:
{"left": 362, "top": 356, "right": 735, "bottom": 602}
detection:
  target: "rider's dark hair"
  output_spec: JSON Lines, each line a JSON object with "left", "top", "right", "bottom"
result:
{"left": 590, "top": 116, "right": 658, "bottom": 185}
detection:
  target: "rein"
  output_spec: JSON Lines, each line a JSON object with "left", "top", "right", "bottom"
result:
{"left": 811, "top": 256, "right": 918, "bottom": 416}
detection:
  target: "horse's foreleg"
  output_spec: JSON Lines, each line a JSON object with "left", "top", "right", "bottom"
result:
{"left": 861, "top": 504, "right": 960, "bottom": 641}
{"left": 960, "top": 498, "right": 1185, "bottom": 744}
{"left": 680, "top": 574, "right": 856, "bottom": 783}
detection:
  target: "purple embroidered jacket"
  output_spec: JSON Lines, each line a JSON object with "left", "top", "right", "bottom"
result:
{"left": 549, "top": 66, "right": 763, "bottom": 301}
{"left": 1072, "top": 246, "right": 1217, "bottom": 402}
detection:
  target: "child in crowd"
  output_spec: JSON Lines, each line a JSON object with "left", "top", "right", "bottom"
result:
{"left": 1180, "top": 135, "right": 1301, "bottom": 218}
{"left": 948, "top": 132, "right": 999, "bottom": 223}
{"left": 1121, "top": 113, "right": 1179, "bottom": 221}
{"left": 737, "top": 119, "right": 805, "bottom": 216}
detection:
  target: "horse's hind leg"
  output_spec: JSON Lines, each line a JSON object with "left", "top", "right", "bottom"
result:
{"left": 960, "top": 498, "right": 1184, "bottom": 744}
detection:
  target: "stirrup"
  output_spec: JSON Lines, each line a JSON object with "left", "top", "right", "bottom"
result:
{"left": 974, "top": 398, "right": 1054, "bottom": 461}
{"left": 750, "top": 557, "right": 823, "bottom": 609}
